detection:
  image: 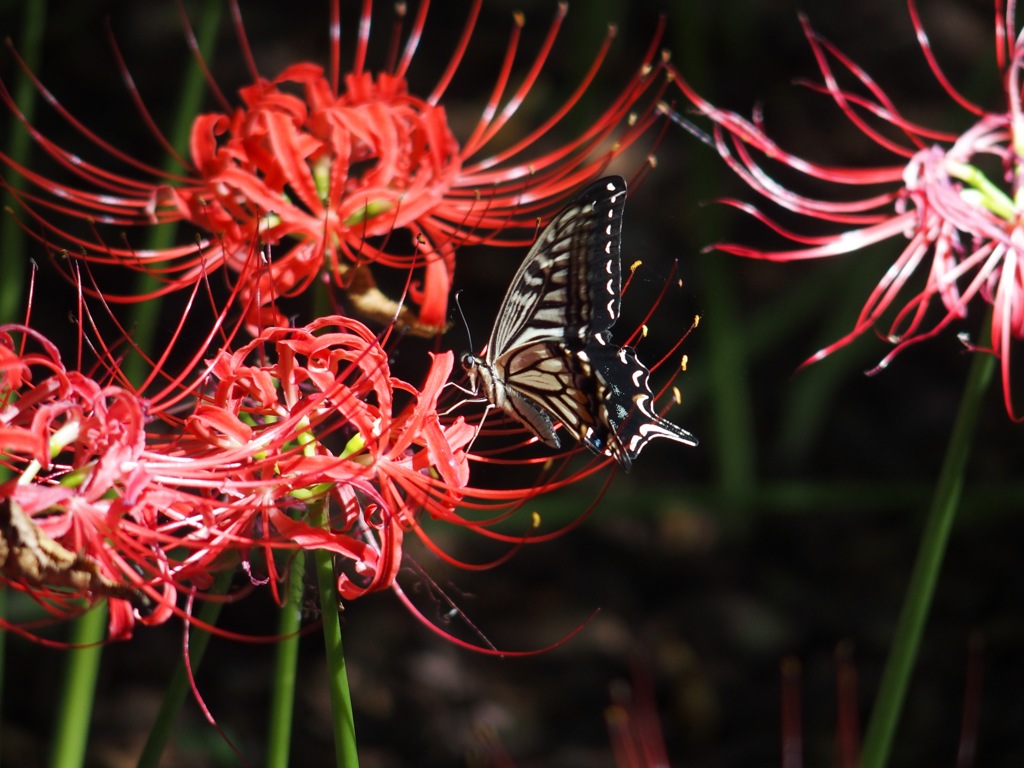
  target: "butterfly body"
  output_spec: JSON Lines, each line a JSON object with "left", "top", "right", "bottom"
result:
{"left": 462, "top": 176, "right": 697, "bottom": 471}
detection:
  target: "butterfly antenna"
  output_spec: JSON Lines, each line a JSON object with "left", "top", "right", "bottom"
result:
{"left": 453, "top": 289, "right": 474, "bottom": 352}
{"left": 441, "top": 289, "right": 481, "bottom": 398}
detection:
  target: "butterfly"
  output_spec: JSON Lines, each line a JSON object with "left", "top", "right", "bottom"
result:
{"left": 460, "top": 176, "right": 697, "bottom": 471}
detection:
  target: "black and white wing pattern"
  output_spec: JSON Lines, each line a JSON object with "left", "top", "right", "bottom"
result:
{"left": 461, "top": 176, "right": 697, "bottom": 471}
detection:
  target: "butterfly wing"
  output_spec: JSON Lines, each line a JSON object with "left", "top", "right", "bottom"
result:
{"left": 585, "top": 343, "right": 699, "bottom": 472}
{"left": 488, "top": 177, "right": 626, "bottom": 355}
{"left": 487, "top": 340, "right": 602, "bottom": 449}
{"left": 473, "top": 177, "right": 626, "bottom": 448}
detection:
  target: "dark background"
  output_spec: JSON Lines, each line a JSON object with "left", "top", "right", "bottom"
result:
{"left": 2, "top": 0, "right": 1024, "bottom": 765}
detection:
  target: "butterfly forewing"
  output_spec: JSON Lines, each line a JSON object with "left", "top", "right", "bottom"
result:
{"left": 463, "top": 175, "right": 697, "bottom": 470}
{"left": 488, "top": 178, "right": 626, "bottom": 354}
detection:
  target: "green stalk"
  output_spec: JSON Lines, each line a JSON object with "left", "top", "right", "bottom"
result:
{"left": 311, "top": 497, "right": 359, "bottom": 768}
{"left": 0, "top": 0, "right": 46, "bottom": 324}
{"left": 49, "top": 603, "right": 107, "bottom": 768}
{"left": 7, "top": 9, "right": 101, "bottom": 767}
{"left": 673, "top": 5, "right": 758, "bottom": 528}
{"left": 1, "top": 7, "right": 49, "bottom": 761}
{"left": 128, "top": 8, "right": 226, "bottom": 766}
{"left": 266, "top": 549, "right": 307, "bottom": 768}
{"left": 860, "top": 338, "right": 995, "bottom": 767}
{"left": 698, "top": 256, "right": 758, "bottom": 520}
{"left": 135, "top": 568, "right": 233, "bottom": 768}
{"left": 49, "top": 7, "right": 226, "bottom": 768}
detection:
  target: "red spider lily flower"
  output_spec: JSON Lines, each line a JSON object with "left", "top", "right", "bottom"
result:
{"left": 665, "top": 0, "right": 1024, "bottom": 418}
{"left": 1, "top": 301, "right": 661, "bottom": 644}
{"left": 163, "top": 310, "right": 630, "bottom": 649}
{"left": 0, "top": 325, "right": 167, "bottom": 640}
{"left": 0, "top": 0, "right": 670, "bottom": 335}
{"left": 0, "top": 312, "right": 477, "bottom": 639}
{"left": 143, "top": 314, "right": 476, "bottom": 603}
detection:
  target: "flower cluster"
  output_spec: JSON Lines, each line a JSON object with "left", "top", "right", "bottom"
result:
{"left": 666, "top": 0, "right": 1024, "bottom": 418}
{"left": 0, "top": 314, "right": 478, "bottom": 639}
{"left": 0, "top": 0, "right": 681, "bottom": 643}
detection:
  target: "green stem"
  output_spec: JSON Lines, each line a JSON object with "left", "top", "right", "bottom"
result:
{"left": 699, "top": 254, "right": 758, "bottom": 521}
{"left": 673, "top": 3, "right": 759, "bottom": 529}
{"left": 0, "top": 7, "right": 49, "bottom": 760}
{"left": 135, "top": 568, "right": 234, "bottom": 768}
{"left": 266, "top": 549, "right": 307, "bottom": 768}
{"left": 945, "top": 160, "right": 1016, "bottom": 221}
{"left": 0, "top": 0, "right": 47, "bottom": 324}
{"left": 860, "top": 343, "right": 995, "bottom": 768}
{"left": 49, "top": 603, "right": 108, "bottom": 768}
{"left": 311, "top": 498, "right": 359, "bottom": 768}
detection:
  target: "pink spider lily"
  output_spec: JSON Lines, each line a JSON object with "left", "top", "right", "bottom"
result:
{"left": 665, "top": 0, "right": 1024, "bottom": 419}
{"left": 0, "top": 0, "right": 670, "bottom": 335}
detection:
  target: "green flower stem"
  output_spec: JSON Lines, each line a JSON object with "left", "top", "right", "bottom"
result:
{"left": 674, "top": 2, "right": 759, "bottom": 529}
{"left": 136, "top": 568, "right": 234, "bottom": 768}
{"left": 1, "top": 6, "right": 49, "bottom": 757}
{"left": 49, "top": 602, "right": 107, "bottom": 768}
{"left": 861, "top": 339, "right": 995, "bottom": 768}
{"left": 50, "top": 7, "right": 226, "bottom": 768}
{"left": 0, "top": 0, "right": 47, "bottom": 324}
{"left": 311, "top": 497, "right": 359, "bottom": 768}
{"left": 266, "top": 549, "right": 307, "bottom": 768}
{"left": 699, "top": 253, "right": 758, "bottom": 522}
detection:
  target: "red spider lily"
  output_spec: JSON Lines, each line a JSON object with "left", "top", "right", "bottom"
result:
{"left": 1, "top": 295, "right": 656, "bottom": 644}
{"left": 153, "top": 312, "right": 647, "bottom": 651}
{"left": 190, "top": 311, "right": 667, "bottom": 602}
{"left": 148, "top": 314, "right": 477, "bottom": 602}
{"left": 665, "top": 0, "right": 1024, "bottom": 419}
{"left": 0, "top": 0, "right": 670, "bottom": 335}
{"left": 0, "top": 325, "right": 170, "bottom": 640}
{"left": 0, "top": 312, "right": 478, "bottom": 639}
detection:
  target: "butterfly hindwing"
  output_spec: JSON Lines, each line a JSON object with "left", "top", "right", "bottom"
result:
{"left": 492, "top": 340, "right": 602, "bottom": 449}
{"left": 462, "top": 175, "right": 697, "bottom": 470}
{"left": 586, "top": 343, "right": 698, "bottom": 471}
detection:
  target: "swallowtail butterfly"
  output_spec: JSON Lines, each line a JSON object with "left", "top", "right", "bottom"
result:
{"left": 461, "top": 176, "right": 697, "bottom": 471}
